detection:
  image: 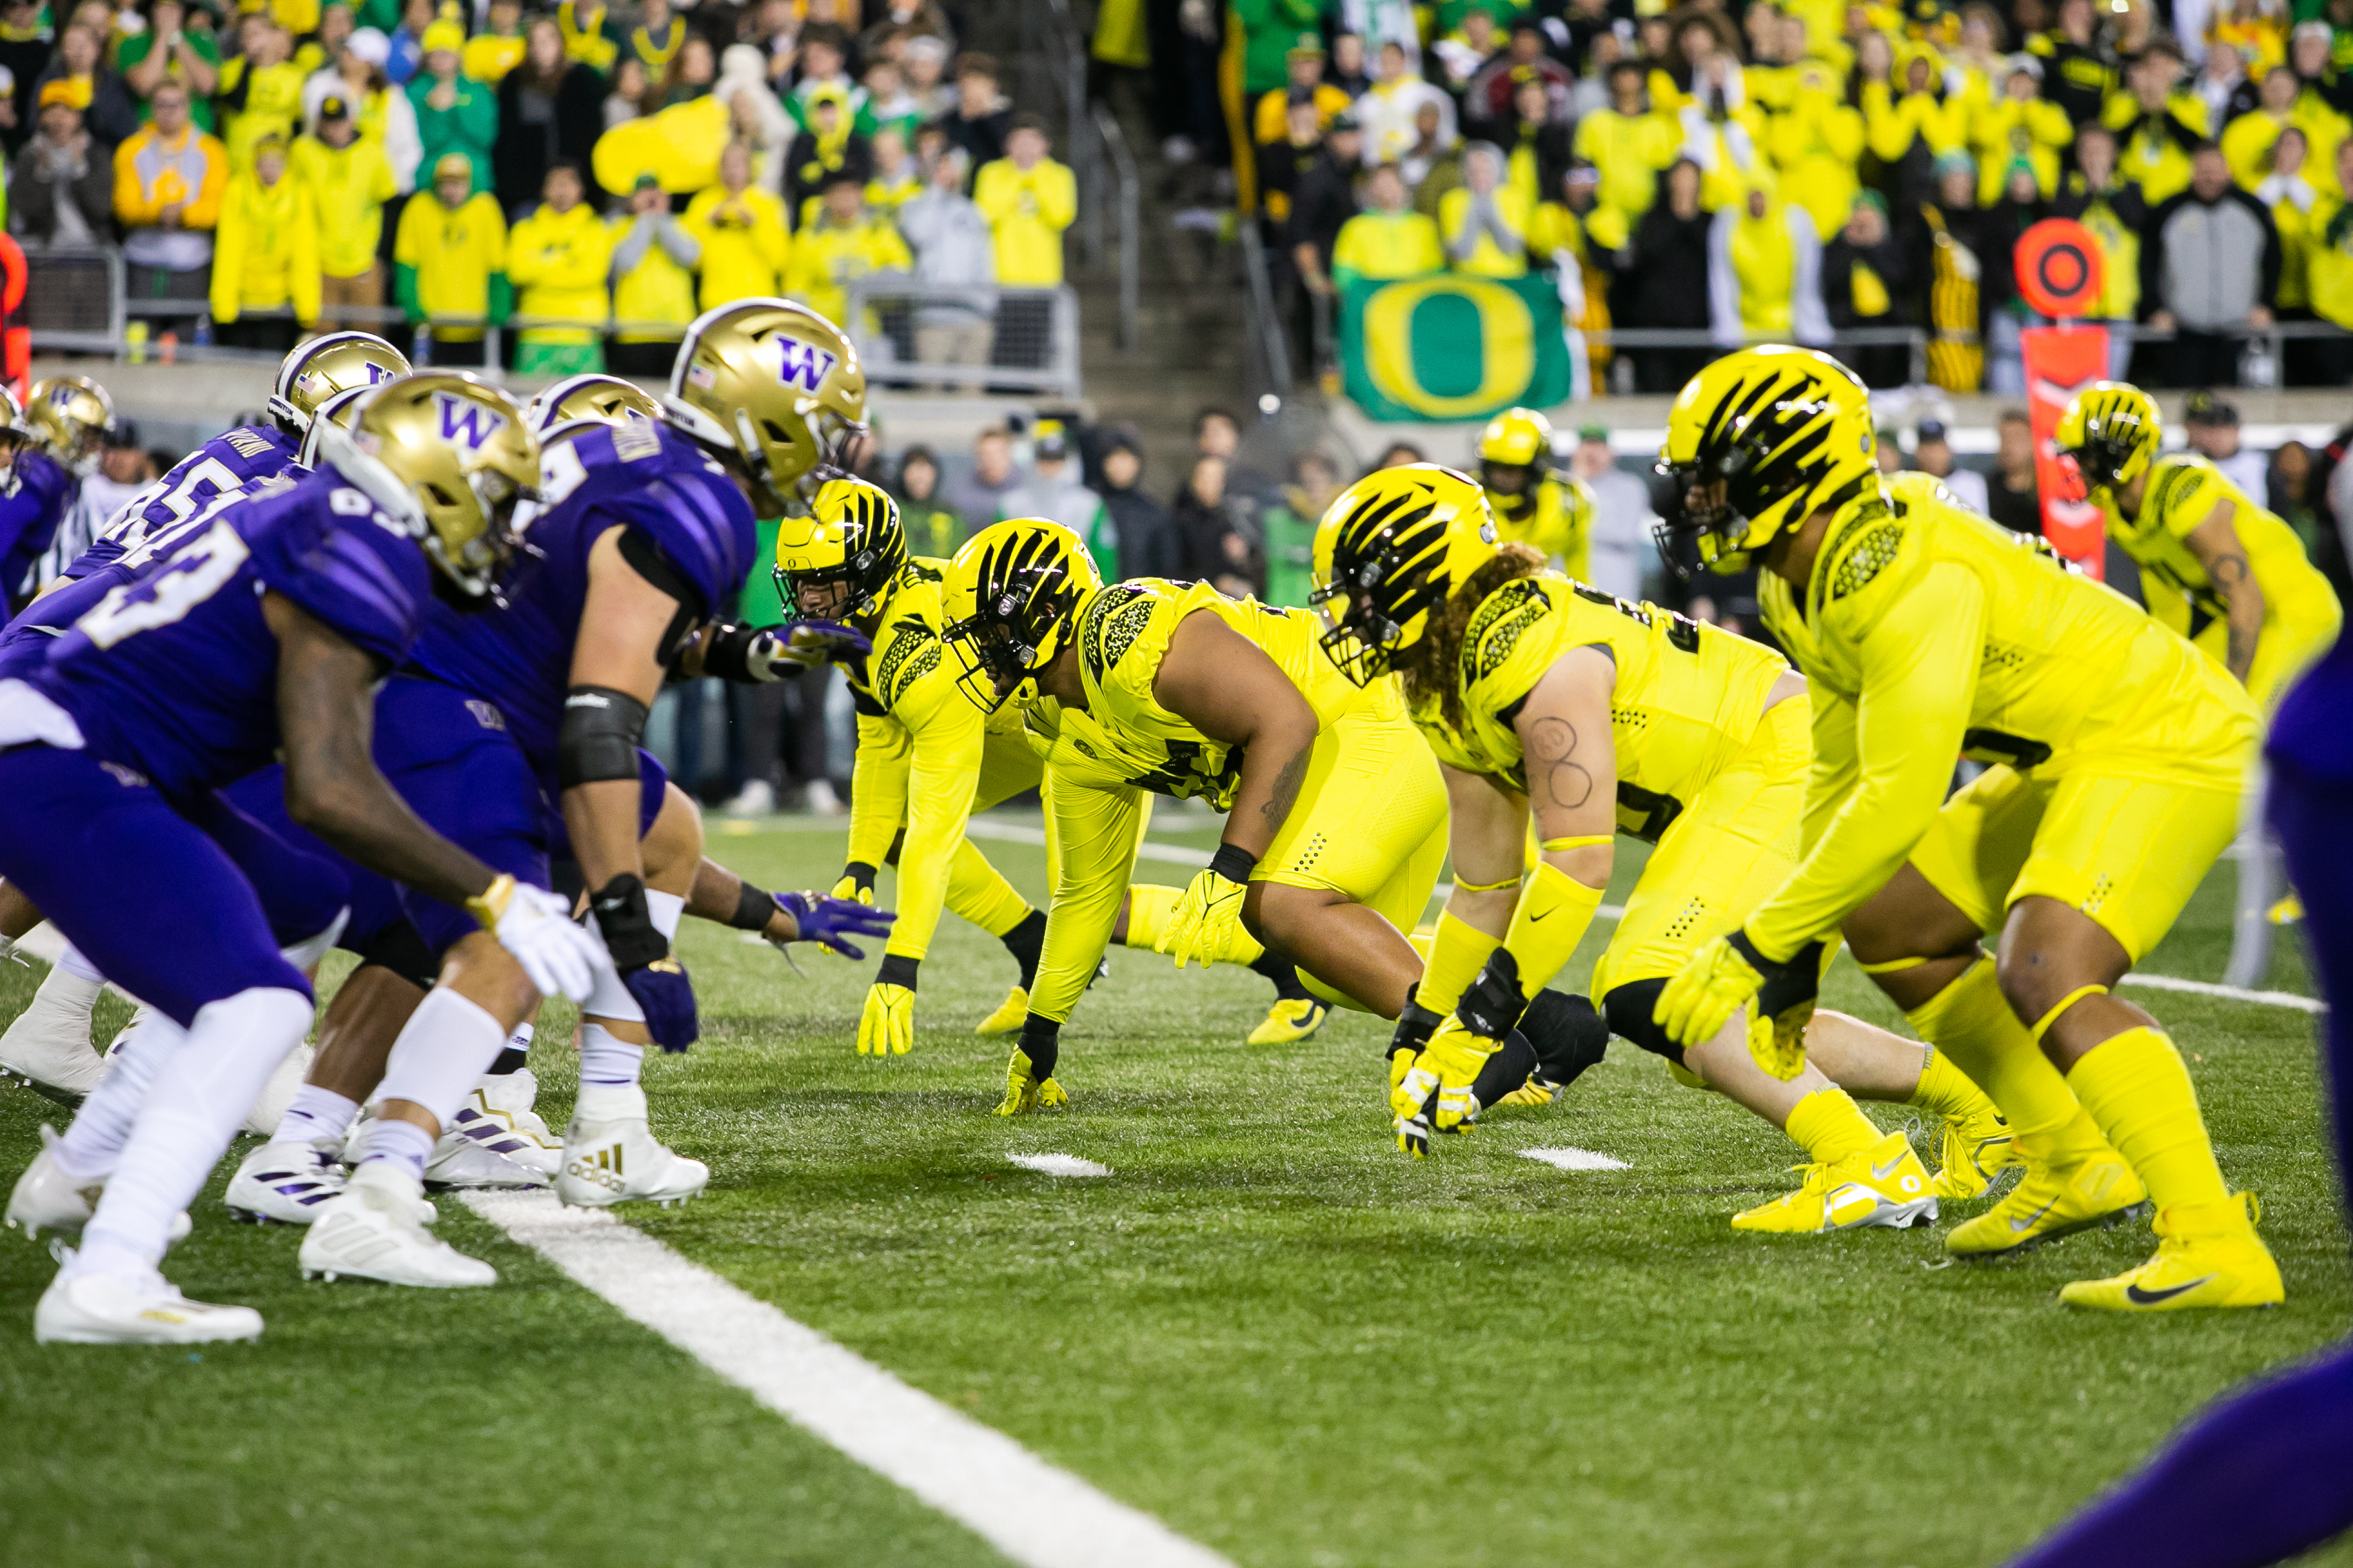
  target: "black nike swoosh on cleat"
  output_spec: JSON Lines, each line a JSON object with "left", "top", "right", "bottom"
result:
{"left": 2124, "top": 1276, "right": 2215, "bottom": 1305}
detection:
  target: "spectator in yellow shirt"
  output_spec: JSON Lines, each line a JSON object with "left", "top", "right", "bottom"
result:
{"left": 2104, "top": 37, "right": 2209, "bottom": 205}
{"left": 290, "top": 93, "right": 395, "bottom": 331}
{"left": 1252, "top": 32, "right": 1353, "bottom": 145}
{"left": 865, "top": 125, "right": 921, "bottom": 218}
{"left": 209, "top": 132, "right": 320, "bottom": 352}
{"left": 216, "top": 14, "right": 307, "bottom": 171}
{"left": 393, "top": 151, "right": 508, "bottom": 364}
{"left": 114, "top": 81, "right": 228, "bottom": 317}
{"left": 683, "top": 141, "right": 793, "bottom": 308}
{"left": 973, "top": 113, "right": 1077, "bottom": 285}
{"left": 783, "top": 170, "right": 914, "bottom": 330}
{"left": 1572, "top": 58, "right": 1678, "bottom": 228}
{"left": 506, "top": 161, "right": 614, "bottom": 375}
{"left": 1330, "top": 161, "right": 1444, "bottom": 287}
{"left": 606, "top": 171, "right": 701, "bottom": 375}
{"left": 2223, "top": 63, "right": 2349, "bottom": 198}
{"left": 464, "top": 0, "right": 528, "bottom": 83}
{"left": 1439, "top": 142, "right": 1530, "bottom": 276}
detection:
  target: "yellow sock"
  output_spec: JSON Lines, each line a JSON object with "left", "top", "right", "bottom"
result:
{"left": 2066, "top": 1026, "right": 2232, "bottom": 1215}
{"left": 1906, "top": 1046, "right": 2001, "bottom": 1126}
{"left": 1905, "top": 958, "right": 2079, "bottom": 1141}
{"left": 947, "top": 839, "right": 1033, "bottom": 938}
{"left": 1786, "top": 1087, "right": 1881, "bottom": 1165}
{"left": 1121, "top": 882, "right": 1180, "bottom": 950}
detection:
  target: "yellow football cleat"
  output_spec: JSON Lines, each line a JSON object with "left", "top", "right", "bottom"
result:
{"left": 994, "top": 1048, "right": 1067, "bottom": 1116}
{"left": 1929, "top": 1104, "right": 2019, "bottom": 1200}
{"left": 975, "top": 985, "right": 1028, "bottom": 1036}
{"left": 1731, "top": 1131, "right": 1938, "bottom": 1233}
{"left": 1944, "top": 1149, "right": 2148, "bottom": 1257}
{"left": 2060, "top": 1194, "right": 2283, "bottom": 1311}
{"left": 1492, "top": 1075, "right": 1560, "bottom": 1108}
{"left": 1245, "top": 997, "right": 1329, "bottom": 1046}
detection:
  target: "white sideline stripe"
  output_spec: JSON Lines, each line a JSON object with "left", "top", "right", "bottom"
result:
{"left": 1521, "top": 1147, "right": 1631, "bottom": 1171}
{"left": 461, "top": 1191, "right": 1234, "bottom": 1568}
{"left": 1006, "top": 1153, "right": 1113, "bottom": 1177}
{"left": 2117, "top": 972, "right": 2327, "bottom": 1015}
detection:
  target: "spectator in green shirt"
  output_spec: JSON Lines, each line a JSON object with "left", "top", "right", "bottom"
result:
{"left": 120, "top": 0, "right": 221, "bottom": 130}
{"left": 1259, "top": 448, "right": 1343, "bottom": 607}
{"left": 891, "top": 445, "right": 965, "bottom": 560}
{"left": 407, "top": 17, "right": 495, "bottom": 193}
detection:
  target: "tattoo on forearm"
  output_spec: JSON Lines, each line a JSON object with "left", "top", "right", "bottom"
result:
{"left": 1261, "top": 743, "right": 1312, "bottom": 828}
{"left": 2213, "top": 552, "right": 2258, "bottom": 674}
{"left": 1525, "top": 716, "right": 1594, "bottom": 811}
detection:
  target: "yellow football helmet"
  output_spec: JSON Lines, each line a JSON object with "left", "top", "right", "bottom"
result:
{"left": 1656, "top": 346, "right": 1876, "bottom": 575}
{"left": 268, "top": 333, "right": 411, "bottom": 436}
{"left": 24, "top": 376, "right": 114, "bottom": 474}
{"left": 1310, "top": 463, "right": 1497, "bottom": 687}
{"left": 940, "top": 518, "right": 1101, "bottom": 714}
{"left": 1478, "top": 407, "right": 1555, "bottom": 469}
{"left": 662, "top": 298, "right": 868, "bottom": 518}
{"left": 526, "top": 372, "right": 662, "bottom": 434}
{"left": 776, "top": 475, "right": 908, "bottom": 620}
{"left": 2055, "top": 381, "right": 2161, "bottom": 499}
{"left": 314, "top": 373, "right": 539, "bottom": 598}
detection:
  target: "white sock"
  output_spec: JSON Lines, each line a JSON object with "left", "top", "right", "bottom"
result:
{"left": 357, "top": 1116, "right": 436, "bottom": 1184}
{"left": 56, "top": 942, "right": 103, "bottom": 985}
{"left": 648, "top": 889, "right": 684, "bottom": 940}
{"left": 272, "top": 1084, "right": 359, "bottom": 1147}
{"left": 576, "top": 1022, "right": 645, "bottom": 1122}
{"left": 54, "top": 1011, "right": 191, "bottom": 1182}
{"left": 375, "top": 989, "right": 510, "bottom": 1134}
{"left": 75, "top": 987, "right": 313, "bottom": 1278}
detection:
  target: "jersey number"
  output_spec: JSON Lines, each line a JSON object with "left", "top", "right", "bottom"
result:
{"left": 1572, "top": 582, "right": 1702, "bottom": 653}
{"left": 74, "top": 519, "right": 251, "bottom": 650}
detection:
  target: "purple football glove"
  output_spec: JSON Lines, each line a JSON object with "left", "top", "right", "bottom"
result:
{"left": 622, "top": 960, "right": 700, "bottom": 1053}
{"left": 591, "top": 873, "right": 700, "bottom": 1053}
{"left": 773, "top": 891, "right": 898, "bottom": 960}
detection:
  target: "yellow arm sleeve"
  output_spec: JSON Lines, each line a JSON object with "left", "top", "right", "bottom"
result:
{"left": 844, "top": 709, "right": 911, "bottom": 870}
{"left": 883, "top": 692, "right": 988, "bottom": 962}
{"left": 1027, "top": 768, "right": 1148, "bottom": 1023}
{"left": 1798, "top": 679, "right": 1860, "bottom": 857}
{"left": 1745, "top": 565, "right": 1985, "bottom": 960}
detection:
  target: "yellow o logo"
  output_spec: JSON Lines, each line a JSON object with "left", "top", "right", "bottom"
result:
{"left": 1361, "top": 277, "right": 1537, "bottom": 419}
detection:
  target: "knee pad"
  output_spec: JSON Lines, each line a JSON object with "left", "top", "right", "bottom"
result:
{"left": 1601, "top": 978, "right": 1687, "bottom": 1069}
{"left": 1523, "top": 989, "right": 1608, "bottom": 1086}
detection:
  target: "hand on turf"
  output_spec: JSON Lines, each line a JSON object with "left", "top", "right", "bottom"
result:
{"left": 621, "top": 957, "right": 701, "bottom": 1053}
{"left": 830, "top": 862, "right": 877, "bottom": 906}
{"left": 1654, "top": 933, "right": 1765, "bottom": 1049}
{"left": 483, "top": 881, "right": 602, "bottom": 1003}
{"left": 1158, "top": 865, "right": 1248, "bottom": 970}
{"left": 774, "top": 891, "right": 897, "bottom": 959}
{"left": 857, "top": 981, "right": 915, "bottom": 1057}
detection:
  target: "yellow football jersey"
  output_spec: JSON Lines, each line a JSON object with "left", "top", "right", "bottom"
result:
{"left": 1410, "top": 571, "right": 1790, "bottom": 843}
{"left": 1749, "top": 471, "right": 2259, "bottom": 956}
{"left": 1019, "top": 577, "right": 1398, "bottom": 806}
{"left": 1485, "top": 474, "right": 1596, "bottom": 584}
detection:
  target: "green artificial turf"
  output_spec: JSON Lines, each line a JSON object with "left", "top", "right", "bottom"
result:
{"left": 0, "top": 813, "right": 2344, "bottom": 1568}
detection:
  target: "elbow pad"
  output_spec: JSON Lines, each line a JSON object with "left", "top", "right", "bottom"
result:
{"left": 559, "top": 685, "right": 649, "bottom": 790}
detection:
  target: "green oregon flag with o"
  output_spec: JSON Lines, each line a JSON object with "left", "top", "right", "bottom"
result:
{"left": 1339, "top": 274, "right": 1574, "bottom": 421}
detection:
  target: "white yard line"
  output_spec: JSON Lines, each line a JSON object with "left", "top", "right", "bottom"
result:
{"left": 461, "top": 1191, "right": 1234, "bottom": 1568}
{"left": 1520, "top": 1147, "right": 1632, "bottom": 1171}
{"left": 1006, "top": 1153, "right": 1113, "bottom": 1177}
{"left": 2116, "top": 972, "right": 2327, "bottom": 1015}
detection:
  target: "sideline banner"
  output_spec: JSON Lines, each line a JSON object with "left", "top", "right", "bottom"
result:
{"left": 1339, "top": 273, "right": 1574, "bottom": 421}
{"left": 2019, "top": 321, "right": 2111, "bottom": 579}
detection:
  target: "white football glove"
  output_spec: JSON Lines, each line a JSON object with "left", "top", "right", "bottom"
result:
{"left": 470, "top": 876, "right": 600, "bottom": 1002}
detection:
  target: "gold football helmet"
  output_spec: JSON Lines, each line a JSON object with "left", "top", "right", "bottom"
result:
{"left": 1310, "top": 464, "right": 1497, "bottom": 687}
{"left": 268, "top": 333, "right": 411, "bottom": 436}
{"left": 662, "top": 298, "right": 867, "bottom": 518}
{"left": 314, "top": 373, "right": 539, "bottom": 598}
{"left": 526, "top": 372, "right": 662, "bottom": 433}
{"left": 2055, "top": 381, "right": 2161, "bottom": 499}
{"left": 776, "top": 476, "right": 908, "bottom": 620}
{"left": 940, "top": 519, "right": 1101, "bottom": 714}
{"left": 25, "top": 375, "right": 114, "bottom": 473}
{"left": 294, "top": 385, "right": 375, "bottom": 468}
{"left": 1656, "top": 346, "right": 1878, "bottom": 575}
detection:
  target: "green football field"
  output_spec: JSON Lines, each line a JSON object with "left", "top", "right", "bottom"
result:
{"left": 1, "top": 813, "right": 2344, "bottom": 1568}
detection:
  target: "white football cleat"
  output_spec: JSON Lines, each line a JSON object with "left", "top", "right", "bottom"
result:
{"left": 36, "top": 1266, "right": 264, "bottom": 1345}
{"left": 558, "top": 1114, "right": 709, "bottom": 1208}
{"left": 423, "top": 1134, "right": 548, "bottom": 1190}
{"left": 241, "top": 1041, "right": 315, "bottom": 1139}
{"left": 298, "top": 1163, "right": 496, "bottom": 1288}
{"left": 0, "top": 967, "right": 106, "bottom": 1104}
{"left": 7, "top": 1125, "right": 191, "bottom": 1245}
{"left": 438, "top": 1068, "right": 562, "bottom": 1180}
{"left": 225, "top": 1139, "right": 348, "bottom": 1225}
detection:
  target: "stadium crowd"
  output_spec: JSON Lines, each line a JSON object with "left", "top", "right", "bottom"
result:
{"left": 1174, "top": 0, "right": 2353, "bottom": 389}
{"left": 0, "top": 0, "right": 1076, "bottom": 370}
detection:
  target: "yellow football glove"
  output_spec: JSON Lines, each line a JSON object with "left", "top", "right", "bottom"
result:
{"left": 857, "top": 983, "right": 914, "bottom": 1057}
{"left": 1158, "top": 846, "right": 1254, "bottom": 971}
{"left": 831, "top": 862, "right": 878, "bottom": 906}
{"left": 1656, "top": 930, "right": 1820, "bottom": 1080}
{"left": 1654, "top": 932, "right": 1767, "bottom": 1049}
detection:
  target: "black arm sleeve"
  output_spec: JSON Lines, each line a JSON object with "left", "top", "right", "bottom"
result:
{"left": 558, "top": 686, "right": 649, "bottom": 790}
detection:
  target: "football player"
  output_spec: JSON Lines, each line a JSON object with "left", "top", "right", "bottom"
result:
{"left": 0, "top": 372, "right": 607, "bottom": 1343}
{"left": 1316, "top": 464, "right": 2009, "bottom": 1227}
{"left": 1652, "top": 347, "right": 2276, "bottom": 1310}
{"left": 1476, "top": 406, "right": 1595, "bottom": 583}
{"left": 2057, "top": 382, "right": 2341, "bottom": 716}
{"left": 0, "top": 374, "right": 109, "bottom": 614}
{"left": 939, "top": 520, "right": 1611, "bottom": 1116}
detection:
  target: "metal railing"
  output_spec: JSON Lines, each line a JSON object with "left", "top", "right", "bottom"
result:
{"left": 1091, "top": 101, "right": 1141, "bottom": 351}
{"left": 844, "top": 279, "right": 1082, "bottom": 396}
{"left": 21, "top": 246, "right": 125, "bottom": 354}
{"left": 1023, "top": 0, "right": 1143, "bottom": 352}
{"left": 1236, "top": 219, "right": 1292, "bottom": 404}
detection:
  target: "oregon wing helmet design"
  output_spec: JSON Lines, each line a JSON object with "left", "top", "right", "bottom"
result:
{"left": 939, "top": 518, "right": 1102, "bottom": 713}
{"left": 776, "top": 475, "right": 908, "bottom": 620}
{"left": 2054, "top": 380, "right": 2161, "bottom": 499}
{"left": 526, "top": 372, "right": 662, "bottom": 433}
{"left": 1656, "top": 346, "right": 1876, "bottom": 576}
{"left": 25, "top": 376, "right": 114, "bottom": 474}
{"left": 268, "top": 333, "right": 411, "bottom": 436}
{"left": 314, "top": 372, "right": 539, "bottom": 597}
{"left": 1309, "top": 463, "right": 1496, "bottom": 687}
{"left": 662, "top": 298, "right": 867, "bottom": 517}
